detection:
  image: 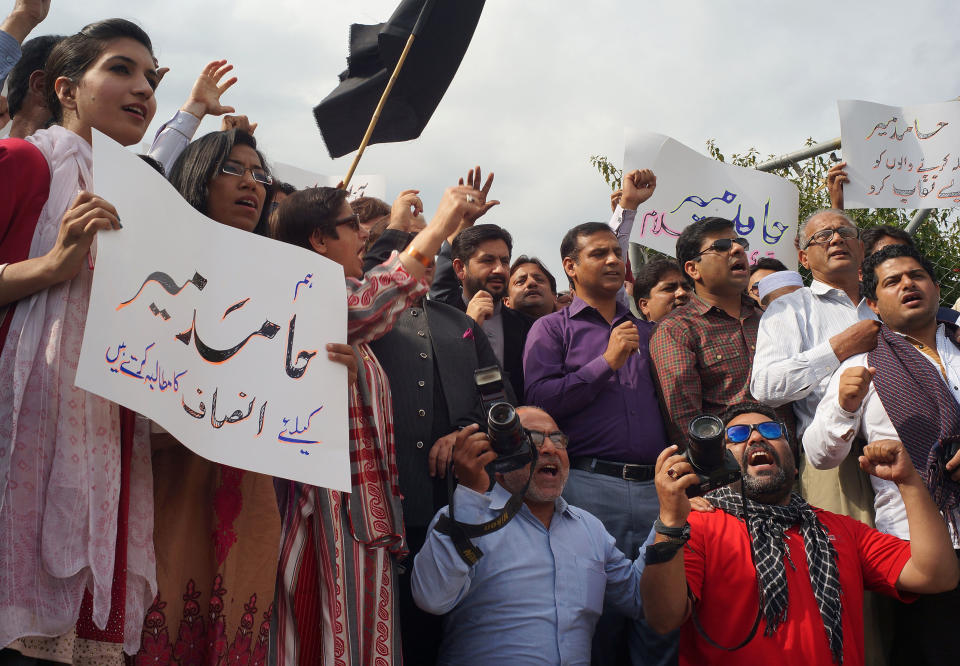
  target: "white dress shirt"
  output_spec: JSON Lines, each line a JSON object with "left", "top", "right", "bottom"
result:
{"left": 751, "top": 279, "right": 876, "bottom": 436}
{"left": 803, "top": 324, "right": 960, "bottom": 546}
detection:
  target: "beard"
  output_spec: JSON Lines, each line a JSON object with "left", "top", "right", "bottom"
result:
{"left": 740, "top": 441, "right": 794, "bottom": 504}
{"left": 464, "top": 273, "right": 506, "bottom": 302}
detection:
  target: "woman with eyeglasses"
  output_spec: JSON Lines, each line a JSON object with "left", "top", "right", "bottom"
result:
{"left": 0, "top": 18, "right": 164, "bottom": 664}
{"left": 129, "top": 130, "right": 356, "bottom": 665}
{"left": 269, "top": 184, "right": 484, "bottom": 665}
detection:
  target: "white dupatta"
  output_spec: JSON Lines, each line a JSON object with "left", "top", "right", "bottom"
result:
{"left": 0, "top": 126, "right": 156, "bottom": 653}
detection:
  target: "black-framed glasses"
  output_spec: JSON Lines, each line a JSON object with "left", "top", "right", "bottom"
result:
{"left": 800, "top": 226, "right": 859, "bottom": 250}
{"left": 220, "top": 161, "right": 273, "bottom": 185}
{"left": 523, "top": 428, "right": 569, "bottom": 450}
{"left": 694, "top": 237, "right": 749, "bottom": 259}
{"left": 725, "top": 421, "right": 785, "bottom": 443}
{"left": 333, "top": 213, "right": 361, "bottom": 232}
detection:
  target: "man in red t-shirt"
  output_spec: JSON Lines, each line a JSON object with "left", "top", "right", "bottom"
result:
{"left": 639, "top": 401, "right": 959, "bottom": 666}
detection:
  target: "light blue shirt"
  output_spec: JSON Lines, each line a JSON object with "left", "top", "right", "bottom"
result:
{"left": 412, "top": 483, "right": 645, "bottom": 665}
{"left": 0, "top": 29, "right": 22, "bottom": 89}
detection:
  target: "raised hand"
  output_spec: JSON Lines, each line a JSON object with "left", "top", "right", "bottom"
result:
{"left": 182, "top": 60, "right": 238, "bottom": 119}
{"left": 221, "top": 115, "right": 258, "bottom": 135}
{"left": 838, "top": 366, "right": 876, "bottom": 412}
{"left": 826, "top": 161, "right": 849, "bottom": 210}
{"left": 620, "top": 169, "right": 657, "bottom": 210}
{"left": 2, "top": 0, "right": 51, "bottom": 42}
{"left": 388, "top": 189, "right": 424, "bottom": 232}
{"left": 859, "top": 439, "right": 917, "bottom": 484}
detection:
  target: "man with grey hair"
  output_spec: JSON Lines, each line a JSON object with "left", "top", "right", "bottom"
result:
{"left": 751, "top": 208, "right": 879, "bottom": 519}
{"left": 751, "top": 208, "right": 889, "bottom": 663}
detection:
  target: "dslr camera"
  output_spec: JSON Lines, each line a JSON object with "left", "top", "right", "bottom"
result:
{"left": 682, "top": 414, "right": 741, "bottom": 497}
{"left": 474, "top": 366, "right": 535, "bottom": 473}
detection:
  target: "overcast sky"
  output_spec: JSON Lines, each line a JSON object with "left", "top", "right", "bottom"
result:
{"left": 21, "top": 0, "right": 960, "bottom": 280}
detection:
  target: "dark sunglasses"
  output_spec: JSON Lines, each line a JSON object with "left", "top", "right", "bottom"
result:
{"left": 725, "top": 421, "right": 785, "bottom": 443}
{"left": 694, "top": 237, "right": 749, "bottom": 258}
{"left": 333, "top": 213, "right": 361, "bottom": 232}
{"left": 523, "top": 428, "right": 569, "bottom": 450}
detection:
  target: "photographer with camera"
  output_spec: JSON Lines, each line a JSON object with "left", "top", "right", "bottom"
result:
{"left": 640, "top": 401, "right": 959, "bottom": 666}
{"left": 411, "top": 406, "right": 646, "bottom": 665}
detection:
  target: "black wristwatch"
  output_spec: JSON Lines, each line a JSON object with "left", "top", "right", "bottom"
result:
{"left": 653, "top": 518, "right": 691, "bottom": 542}
{"left": 644, "top": 540, "right": 685, "bottom": 565}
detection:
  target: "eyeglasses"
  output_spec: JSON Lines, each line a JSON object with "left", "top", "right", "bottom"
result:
{"left": 523, "top": 428, "right": 569, "bottom": 450}
{"left": 694, "top": 237, "right": 749, "bottom": 259}
{"left": 220, "top": 161, "right": 273, "bottom": 185}
{"left": 333, "top": 214, "right": 361, "bottom": 232}
{"left": 800, "top": 226, "right": 859, "bottom": 250}
{"left": 725, "top": 421, "right": 785, "bottom": 443}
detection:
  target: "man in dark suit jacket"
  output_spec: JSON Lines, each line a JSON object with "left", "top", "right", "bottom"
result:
{"left": 429, "top": 223, "right": 533, "bottom": 402}
{"left": 363, "top": 227, "right": 514, "bottom": 666}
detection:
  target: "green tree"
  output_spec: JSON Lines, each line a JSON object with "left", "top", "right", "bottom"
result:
{"left": 593, "top": 140, "right": 960, "bottom": 306}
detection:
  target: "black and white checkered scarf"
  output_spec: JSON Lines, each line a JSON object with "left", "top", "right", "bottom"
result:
{"left": 709, "top": 487, "right": 844, "bottom": 664}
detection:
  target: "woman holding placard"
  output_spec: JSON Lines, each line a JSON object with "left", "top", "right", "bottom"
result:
{"left": 0, "top": 18, "right": 161, "bottom": 664}
{"left": 269, "top": 184, "right": 483, "bottom": 665}
{"left": 131, "top": 128, "right": 285, "bottom": 666}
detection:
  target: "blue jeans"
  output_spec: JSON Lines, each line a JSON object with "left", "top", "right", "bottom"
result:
{"left": 562, "top": 467, "right": 678, "bottom": 666}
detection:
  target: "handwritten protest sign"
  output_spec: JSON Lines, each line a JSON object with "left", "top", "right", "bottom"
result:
{"left": 271, "top": 162, "right": 386, "bottom": 201}
{"left": 76, "top": 131, "right": 351, "bottom": 491}
{"left": 623, "top": 130, "right": 799, "bottom": 269}
{"left": 839, "top": 99, "right": 960, "bottom": 209}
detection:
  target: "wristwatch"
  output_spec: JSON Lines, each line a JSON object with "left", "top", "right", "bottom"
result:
{"left": 644, "top": 540, "right": 686, "bottom": 565}
{"left": 653, "top": 518, "right": 691, "bottom": 542}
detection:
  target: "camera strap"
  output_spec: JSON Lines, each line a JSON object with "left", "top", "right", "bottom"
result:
{"left": 688, "top": 487, "right": 763, "bottom": 651}
{"left": 433, "top": 462, "right": 536, "bottom": 566}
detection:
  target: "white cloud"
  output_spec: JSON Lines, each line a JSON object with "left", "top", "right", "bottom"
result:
{"left": 25, "top": 0, "right": 960, "bottom": 279}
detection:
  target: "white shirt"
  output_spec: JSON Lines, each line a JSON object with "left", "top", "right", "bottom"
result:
{"left": 803, "top": 324, "right": 960, "bottom": 546}
{"left": 750, "top": 279, "right": 876, "bottom": 436}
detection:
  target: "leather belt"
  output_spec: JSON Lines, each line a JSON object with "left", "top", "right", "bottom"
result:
{"left": 571, "top": 457, "right": 656, "bottom": 482}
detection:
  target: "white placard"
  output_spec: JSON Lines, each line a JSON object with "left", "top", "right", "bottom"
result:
{"left": 76, "top": 131, "right": 351, "bottom": 491}
{"left": 271, "top": 162, "right": 386, "bottom": 202}
{"left": 623, "top": 130, "right": 799, "bottom": 269}
{"left": 839, "top": 99, "right": 960, "bottom": 209}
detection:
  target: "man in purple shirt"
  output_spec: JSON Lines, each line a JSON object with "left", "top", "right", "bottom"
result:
{"left": 523, "top": 207, "right": 672, "bottom": 664}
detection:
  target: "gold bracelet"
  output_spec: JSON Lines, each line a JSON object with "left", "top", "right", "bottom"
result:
{"left": 405, "top": 245, "right": 434, "bottom": 268}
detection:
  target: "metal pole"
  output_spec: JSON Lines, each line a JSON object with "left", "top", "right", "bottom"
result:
{"left": 904, "top": 208, "right": 933, "bottom": 237}
{"left": 755, "top": 138, "right": 841, "bottom": 172}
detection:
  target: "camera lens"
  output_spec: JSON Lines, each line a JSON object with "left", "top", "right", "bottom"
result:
{"left": 690, "top": 416, "right": 722, "bottom": 440}
{"left": 686, "top": 414, "right": 725, "bottom": 472}
{"left": 489, "top": 403, "right": 516, "bottom": 428}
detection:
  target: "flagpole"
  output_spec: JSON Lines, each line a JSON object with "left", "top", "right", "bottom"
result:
{"left": 341, "top": 0, "right": 438, "bottom": 188}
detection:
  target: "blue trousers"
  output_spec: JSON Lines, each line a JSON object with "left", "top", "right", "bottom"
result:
{"left": 562, "top": 468, "right": 678, "bottom": 666}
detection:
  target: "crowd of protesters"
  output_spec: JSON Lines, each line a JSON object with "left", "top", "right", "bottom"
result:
{"left": 1, "top": 4, "right": 960, "bottom": 666}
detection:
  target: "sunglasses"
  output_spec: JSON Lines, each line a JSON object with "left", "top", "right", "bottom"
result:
{"left": 220, "top": 161, "right": 273, "bottom": 185}
{"left": 725, "top": 421, "right": 785, "bottom": 443}
{"left": 523, "top": 428, "right": 569, "bottom": 450}
{"left": 800, "top": 226, "right": 859, "bottom": 250}
{"left": 333, "top": 213, "right": 361, "bottom": 232}
{"left": 694, "top": 237, "right": 749, "bottom": 258}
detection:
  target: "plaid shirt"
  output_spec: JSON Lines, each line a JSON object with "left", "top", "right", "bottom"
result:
{"left": 650, "top": 293, "right": 761, "bottom": 445}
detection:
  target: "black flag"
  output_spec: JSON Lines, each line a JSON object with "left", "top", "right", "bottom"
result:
{"left": 314, "top": 0, "right": 486, "bottom": 159}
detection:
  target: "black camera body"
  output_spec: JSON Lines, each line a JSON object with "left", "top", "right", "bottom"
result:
{"left": 683, "top": 414, "right": 741, "bottom": 497}
{"left": 474, "top": 366, "right": 535, "bottom": 474}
